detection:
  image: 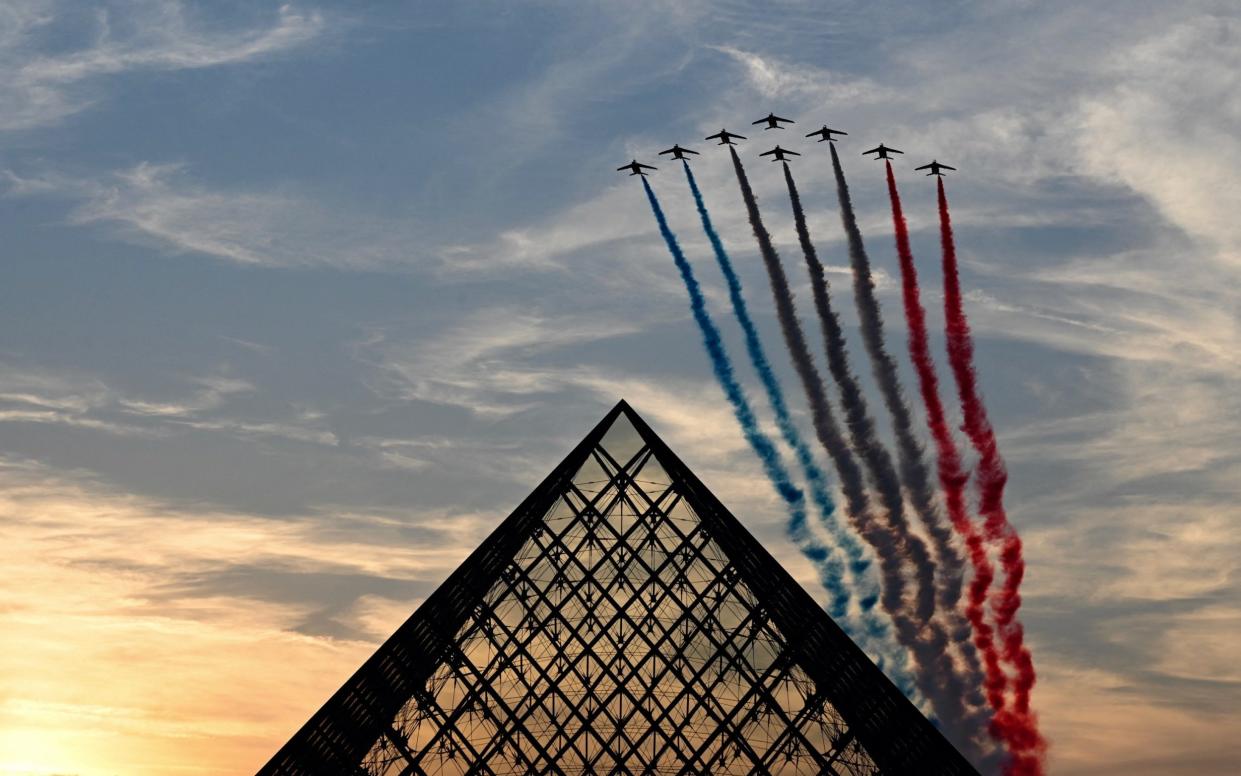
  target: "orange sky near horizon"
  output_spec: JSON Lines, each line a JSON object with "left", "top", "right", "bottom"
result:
{"left": 3, "top": 454, "right": 1240, "bottom": 776}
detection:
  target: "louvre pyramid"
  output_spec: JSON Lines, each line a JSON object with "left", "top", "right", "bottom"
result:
{"left": 259, "top": 401, "right": 976, "bottom": 775}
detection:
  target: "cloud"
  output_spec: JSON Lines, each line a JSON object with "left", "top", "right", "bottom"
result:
{"left": 440, "top": 182, "right": 656, "bottom": 274}
{"left": 352, "top": 310, "right": 819, "bottom": 556}
{"left": 1154, "top": 606, "right": 1241, "bottom": 684}
{"left": 1074, "top": 14, "right": 1241, "bottom": 259}
{"left": 0, "top": 361, "right": 337, "bottom": 447}
{"left": 709, "top": 45, "right": 889, "bottom": 103}
{"left": 115, "top": 374, "right": 254, "bottom": 417}
{"left": 0, "top": 364, "right": 159, "bottom": 437}
{"left": 0, "top": 455, "right": 485, "bottom": 775}
{"left": 1035, "top": 662, "right": 1241, "bottom": 775}
{"left": 5, "top": 162, "right": 432, "bottom": 269}
{"left": 0, "top": 365, "right": 110, "bottom": 414}
{"left": 358, "top": 306, "right": 650, "bottom": 416}
{"left": 0, "top": 1, "right": 325, "bottom": 131}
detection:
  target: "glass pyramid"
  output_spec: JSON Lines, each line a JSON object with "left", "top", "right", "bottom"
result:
{"left": 258, "top": 402, "right": 976, "bottom": 775}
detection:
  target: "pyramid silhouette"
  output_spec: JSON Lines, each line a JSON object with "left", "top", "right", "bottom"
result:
{"left": 259, "top": 401, "right": 977, "bottom": 775}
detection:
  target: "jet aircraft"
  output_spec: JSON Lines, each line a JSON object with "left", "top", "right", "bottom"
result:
{"left": 805, "top": 125, "right": 847, "bottom": 142}
{"left": 705, "top": 128, "right": 747, "bottom": 145}
{"left": 914, "top": 160, "right": 956, "bottom": 176}
{"left": 616, "top": 160, "right": 657, "bottom": 176}
{"left": 862, "top": 143, "right": 904, "bottom": 160}
{"left": 658, "top": 144, "right": 700, "bottom": 160}
{"left": 753, "top": 113, "right": 795, "bottom": 130}
{"left": 759, "top": 146, "right": 801, "bottom": 162}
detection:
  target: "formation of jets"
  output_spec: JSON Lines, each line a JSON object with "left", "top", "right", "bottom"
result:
{"left": 619, "top": 114, "right": 952, "bottom": 178}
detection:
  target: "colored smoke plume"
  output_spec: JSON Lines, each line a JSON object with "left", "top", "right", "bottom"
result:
{"left": 641, "top": 175, "right": 918, "bottom": 696}
{"left": 786, "top": 160, "right": 984, "bottom": 755}
{"left": 726, "top": 148, "right": 918, "bottom": 691}
{"left": 938, "top": 176, "right": 1046, "bottom": 774}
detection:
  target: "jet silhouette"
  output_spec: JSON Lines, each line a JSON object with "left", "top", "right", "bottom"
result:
{"left": 806, "top": 125, "right": 847, "bottom": 142}
{"left": 705, "top": 128, "right": 747, "bottom": 145}
{"left": 862, "top": 143, "right": 904, "bottom": 160}
{"left": 753, "top": 113, "right": 795, "bottom": 130}
{"left": 759, "top": 146, "right": 801, "bottom": 162}
{"left": 915, "top": 160, "right": 956, "bottom": 176}
{"left": 658, "top": 144, "right": 700, "bottom": 161}
{"left": 616, "top": 160, "right": 657, "bottom": 176}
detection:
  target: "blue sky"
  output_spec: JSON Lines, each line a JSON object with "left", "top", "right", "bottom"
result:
{"left": 1, "top": 2, "right": 1239, "bottom": 774}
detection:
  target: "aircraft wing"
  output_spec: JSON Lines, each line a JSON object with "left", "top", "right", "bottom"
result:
{"left": 914, "top": 163, "right": 933, "bottom": 171}
{"left": 940, "top": 163, "right": 956, "bottom": 170}
{"left": 863, "top": 146, "right": 883, "bottom": 155}
{"left": 772, "top": 114, "right": 793, "bottom": 123}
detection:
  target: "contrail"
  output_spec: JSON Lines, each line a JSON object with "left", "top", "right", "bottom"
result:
{"left": 725, "top": 147, "right": 926, "bottom": 691}
{"left": 879, "top": 160, "right": 1005, "bottom": 757}
{"left": 638, "top": 176, "right": 919, "bottom": 695}
{"left": 881, "top": 162, "right": 978, "bottom": 633}
{"left": 827, "top": 144, "right": 961, "bottom": 622}
{"left": 782, "top": 160, "right": 982, "bottom": 756}
{"left": 830, "top": 143, "right": 1010, "bottom": 765}
{"left": 831, "top": 145, "right": 998, "bottom": 701}
{"left": 681, "top": 161, "right": 916, "bottom": 688}
{"left": 937, "top": 177, "right": 1046, "bottom": 775}
{"left": 880, "top": 162, "right": 998, "bottom": 685}
{"left": 785, "top": 160, "right": 935, "bottom": 619}
{"left": 682, "top": 161, "right": 859, "bottom": 619}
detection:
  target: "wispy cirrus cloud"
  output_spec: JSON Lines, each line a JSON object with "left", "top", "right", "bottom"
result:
{"left": 5, "top": 162, "right": 430, "bottom": 269}
{"left": 708, "top": 45, "right": 889, "bottom": 103}
{"left": 0, "top": 454, "right": 485, "bottom": 775}
{"left": 0, "top": 361, "right": 337, "bottom": 447}
{"left": 356, "top": 306, "right": 650, "bottom": 417}
{"left": 1075, "top": 13, "right": 1241, "bottom": 260}
{"left": 0, "top": 0, "right": 325, "bottom": 131}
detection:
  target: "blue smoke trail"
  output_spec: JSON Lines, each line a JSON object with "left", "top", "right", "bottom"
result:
{"left": 641, "top": 177, "right": 808, "bottom": 538}
{"left": 678, "top": 164, "right": 917, "bottom": 698}
{"left": 684, "top": 162, "right": 866, "bottom": 612}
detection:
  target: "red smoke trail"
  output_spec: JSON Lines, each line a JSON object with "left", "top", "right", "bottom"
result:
{"left": 936, "top": 175, "right": 1046, "bottom": 773}
{"left": 884, "top": 160, "right": 1008, "bottom": 721}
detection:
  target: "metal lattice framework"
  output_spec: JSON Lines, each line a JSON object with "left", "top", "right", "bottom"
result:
{"left": 258, "top": 402, "right": 978, "bottom": 775}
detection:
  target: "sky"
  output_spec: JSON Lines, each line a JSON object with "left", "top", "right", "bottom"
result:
{"left": 1, "top": 1, "right": 1239, "bottom": 774}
